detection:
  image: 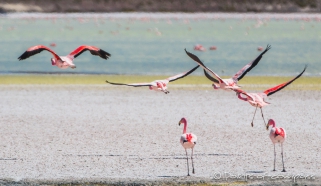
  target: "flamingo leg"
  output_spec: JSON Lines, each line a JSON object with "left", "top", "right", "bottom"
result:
{"left": 251, "top": 106, "right": 258, "bottom": 127}
{"left": 281, "top": 143, "right": 286, "bottom": 172}
{"left": 191, "top": 148, "right": 195, "bottom": 174}
{"left": 273, "top": 144, "right": 276, "bottom": 171}
{"left": 260, "top": 108, "right": 267, "bottom": 127}
{"left": 185, "top": 149, "right": 190, "bottom": 176}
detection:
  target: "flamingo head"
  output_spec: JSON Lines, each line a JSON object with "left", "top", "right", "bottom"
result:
{"left": 178, "top": 117, "right": 187, "bottom": 126}
{"left": 266, "top": 119, "right": 275, "bottom": 130}
{"left": 212, "top": 83, "right": 220, "bottom": 89}
{"left": 156, "top": 82, "right": 169, "bottom": 94}
{"left": 51, "top": 58, "right": 56, "bottom": 66}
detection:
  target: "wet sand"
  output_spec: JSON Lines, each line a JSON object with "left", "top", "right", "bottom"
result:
{"left": 0, "top": 85, "right": 320, "bottom": 185}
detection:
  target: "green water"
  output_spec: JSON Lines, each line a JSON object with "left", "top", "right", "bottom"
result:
{"left": 0, "top": 13, "right": 320, "bottom": 76}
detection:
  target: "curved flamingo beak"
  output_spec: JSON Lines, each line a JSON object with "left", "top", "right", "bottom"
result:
{"left": 266, "top": 119, "right": 274, "bottom": 130}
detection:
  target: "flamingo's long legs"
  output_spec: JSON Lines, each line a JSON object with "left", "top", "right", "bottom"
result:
{"left": 191, "top": 148, "right": 195, "bottom": 174}
{"left": 251, "top": 106, "right": 258, "bottom": 127}
{"left": 185, "top": 149, "right": 190, "bottom": 176}
{"left": 281, "top": 143, "right": 286, "bottom": 172}
{"left": 273, "top": 144, "right": 276, "bottom": 171}
{"left": 260, "top": 108, "right": 267, "bottom": 127}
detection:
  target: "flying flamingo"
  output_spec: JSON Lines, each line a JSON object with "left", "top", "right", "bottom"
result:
{"left": 267, "top": 119, "right": 286, "bottom": 172}
{"left": 105, "top": 65, "right": 199, "bottom": 94}
{"left": 18, "top": 45, "right": 111, "bottom": 69}
{"left": 178, "top": 117, "right": 197, "bottom": 176}
{"left": 233, "top": 65, "right": 307, "bottom": 127}
{"left": 185, "top": 45, "right": 271, "bottom": 90}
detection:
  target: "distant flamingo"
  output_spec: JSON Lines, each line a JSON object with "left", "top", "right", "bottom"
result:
{"left": 18, "top": 45, "right": 111, "bottom": 69}
{"left": 194, "top": 44, "right": 206, "bottom": 51}
{"left": 209, "top": 46, "right": 217, "bottom": 50}
{"left": 267, "top": 119, "right": 286, "bottom": 172}
{"left": 234, "top": 65, "right": 306, "bottom": 127}
{"left": 185, "top": 45, "right": 271, "bottom": 90}
{"left": 106, "top": 65, "right": 199, "bottom": 94}
{"left": 178, "top": 118, "right": 197, "bottom": 176}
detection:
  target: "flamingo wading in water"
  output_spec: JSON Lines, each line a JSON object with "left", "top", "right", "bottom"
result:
{"left": 178, "top": 118, "right": 197, "bottom": 176}
{"left": 267, "top": 119, "right": 286, "bottom": 172}
{"left": 233, "top": 65, "right": 307, "bottom": 127}
{"left": 18, "top": 45, "right": 111, "bottom": 69}
{"left": 185, "top": 45, "right": 271, "bottom": 90}
{"left": 106, "top": 65, "right": 199, "bottom": 94}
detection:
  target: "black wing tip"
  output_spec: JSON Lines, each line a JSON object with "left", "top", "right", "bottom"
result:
{"left": 261, "top": 44, "right": 271, "bottom": 54}
{"left": 17, "top": 52, "right": 29, "bottom": 60}
{"left": 99, "top": 49, "right": 111, "bottom": 60}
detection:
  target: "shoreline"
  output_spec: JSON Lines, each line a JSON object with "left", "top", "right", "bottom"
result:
{"left": 1, "top": 176, "right": 320, "bottom": 186}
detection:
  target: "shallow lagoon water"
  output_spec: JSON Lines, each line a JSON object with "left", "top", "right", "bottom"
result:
{"left": 0, "top": 13, "right": 320, "bottom": 76}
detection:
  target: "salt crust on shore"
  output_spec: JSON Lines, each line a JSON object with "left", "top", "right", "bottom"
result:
{"left": 0, "top": 85, "right": 320, "bottom": 185}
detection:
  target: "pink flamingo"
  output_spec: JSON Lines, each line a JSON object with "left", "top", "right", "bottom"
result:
{"left": 106, "top": 66, "right": 199, "bottom": 94}
{"left": 234, "top": 65, "right": 306, "bottom": 127}
{"left": 185, "top": 45, "right": 271, "bottom": 90}
{"left": 18, "top": 45, "right": 111, "bottom": 69}
{"left": 267, "top": 119, "right": 286, "bottom": 172}
{"left": 194, "top": 44, "right": 206, "bottom": 51}
{"left": 178, "top": 117, "right": 197, "bottom": 176}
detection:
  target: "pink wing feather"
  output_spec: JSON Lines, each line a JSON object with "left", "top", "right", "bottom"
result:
{"left": 18, "top": 45, "right": 62, "bottom": 61}
{"left": 68, "top": 45, "right": 111, "bottom": 60}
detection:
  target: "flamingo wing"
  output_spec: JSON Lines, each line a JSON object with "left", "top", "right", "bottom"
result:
{"left": 185, "top": 49, "right": 227, "bottom": 84}
{"left": 263, "top": 65, "right": 307, "bottom": 96}
{"left": 167, "top": 65, "right": 199, "bottom": 82}
{"left": 203, "top": 69, "right": 219, "bottom": 83}
{"left": 69, "top": 45, "right": 111, "bottom": 60}
{"left": 233, "top": 44, "right": 271, "bottom": 81}
{"left": 18, "top": 45, "right": 61, "bottom": 61}
{"left": 106, "top": 80, "right": 152, "bottom": 87}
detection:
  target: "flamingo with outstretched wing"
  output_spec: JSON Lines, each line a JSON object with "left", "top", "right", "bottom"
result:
{"left": 18, "top": 45, "right": 111, "bottom": 69}
{"left": 185, "top": 45, "right": 271, "bottom": 90}
{"left": 234, "top": 65, "right": 307, "bottom": 127}
{"left": 106, "top": 65, "right": 199, "bottom": 94}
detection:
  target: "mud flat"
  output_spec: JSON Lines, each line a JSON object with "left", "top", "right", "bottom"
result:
{"left": 0, "top": 85, "right": 320, "bottom": 185}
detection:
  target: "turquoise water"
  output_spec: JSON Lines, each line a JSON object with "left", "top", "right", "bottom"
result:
{"left": 0, "top": 13, "right": 321, "bottom": 76}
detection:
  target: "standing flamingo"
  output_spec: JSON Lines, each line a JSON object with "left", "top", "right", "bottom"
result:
{"left": 267, "top": 119, "right": 286, "bottom": 172}
{"left": 178, "top": 118, "right": 197, "bottom": 176}
{"left": 185, "top": 45, "right": 271, "bottom": 90}
{"left": 18, "top": 45, "right": 111, "bottom": 69}
{"left": 106, "top": 65, "right": 199, "bottom": 94}
{"left": 234, "top": 65, "right": 306, "bottom": 127}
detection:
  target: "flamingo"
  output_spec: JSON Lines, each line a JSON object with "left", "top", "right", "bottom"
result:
{"left": 194, "top": 44, "right": 206, "bottom": 51}
{"left": 185, "top": 45, "right": 271, "bottom": 90}
{"left": 18, "top": 45, "right": 111, "bottom": 69}
{"left": 178, "top": 117, "right": 197, "bottom": 176}
{"left": 105, "top": 65, "right": 199, "bottom": 94}
{"left": 267, "top": 119, "right": 286, "bottom": 172}
{"left": 234, "top": 65, "right": 307, "bottom": 127}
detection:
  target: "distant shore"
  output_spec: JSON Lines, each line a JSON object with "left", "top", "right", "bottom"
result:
{"left": 0, "top": 0, "right": 320, "bottom": 13}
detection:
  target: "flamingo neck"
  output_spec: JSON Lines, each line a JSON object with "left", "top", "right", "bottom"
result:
{"left": 181, "top": 118, "right": 187, "bottom": 134}
{"left": 237, "top": 93, "right": 248, "bottom": 101}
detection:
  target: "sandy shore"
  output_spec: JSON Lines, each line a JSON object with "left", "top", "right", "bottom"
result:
{"left": 0, "top": 85, "right": 320, "bottom": 185}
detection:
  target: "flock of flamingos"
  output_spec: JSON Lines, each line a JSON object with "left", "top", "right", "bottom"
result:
{"left": 17, "top": 44, "right": 307, "bottom": 176}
